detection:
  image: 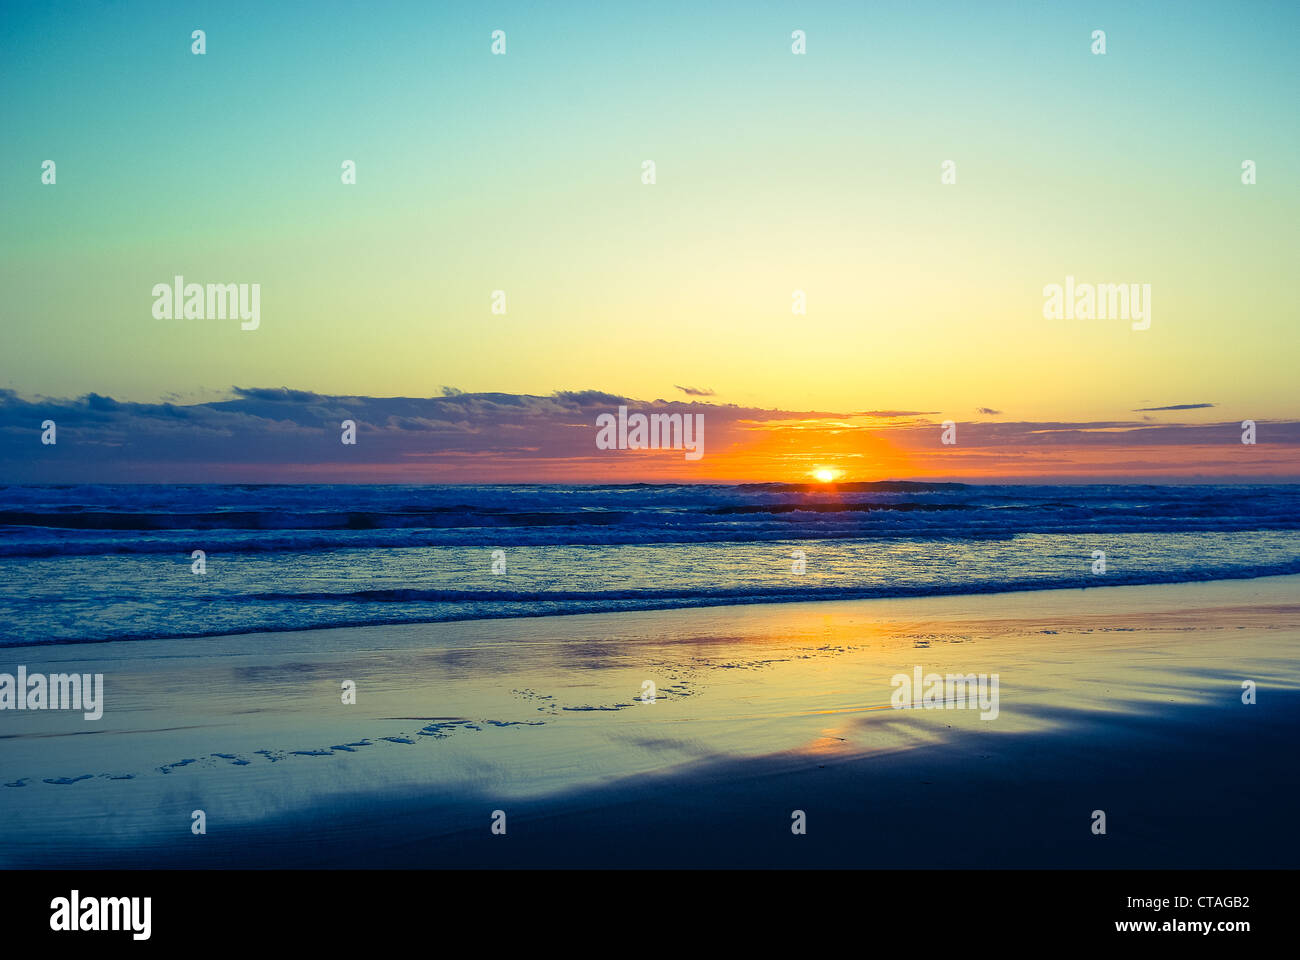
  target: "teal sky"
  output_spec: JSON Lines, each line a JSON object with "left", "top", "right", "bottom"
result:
{"left": 2, "top": 0, "right": 1297, "bottom": 423}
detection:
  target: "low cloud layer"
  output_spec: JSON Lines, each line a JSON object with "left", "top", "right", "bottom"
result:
{"left": 1, "top": 388, "right": 1296, "bottom": 483}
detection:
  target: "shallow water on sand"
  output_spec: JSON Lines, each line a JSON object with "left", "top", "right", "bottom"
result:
{"left": 2, "top": 576, "right": 1298, "bottom": 867}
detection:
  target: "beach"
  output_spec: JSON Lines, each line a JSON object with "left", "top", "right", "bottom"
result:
{"left": 3, "top": 574, "right": 1297, "bottom": 868}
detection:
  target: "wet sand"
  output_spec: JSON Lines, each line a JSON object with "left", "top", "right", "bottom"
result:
{"left": 2, "top": 575, "right": 1298, "bottom": 867}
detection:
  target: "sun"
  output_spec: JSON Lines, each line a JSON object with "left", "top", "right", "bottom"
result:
{"left": 813, "top": 468, "right": 836, "bottom": 483}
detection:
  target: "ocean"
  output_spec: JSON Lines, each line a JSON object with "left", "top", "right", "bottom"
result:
{"left": 2, "top": 482, "right": 1298, "bottom": 647}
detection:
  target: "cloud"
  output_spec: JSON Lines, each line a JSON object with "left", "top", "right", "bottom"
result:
{"left": 855, "top": 410, "right": 940, "bottom": 418}
{"left": 551, "top": 389, "right": 629, "bottom": 407}
{"left": 1133, "top": 403, "right": 1216, "bottom": 411}
{"left": 0, "top": 389, "right": 1296, "bottom": 483}
{"left": 674, "top": 385, "right": 716, "bottom": 397}
{"left": 231, "top": 386, "right": 323, "bottom": 403}
{"left": 976, "top": 407, "right": 1002, "bottom": 415}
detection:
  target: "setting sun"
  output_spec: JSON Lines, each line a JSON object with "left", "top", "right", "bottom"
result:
{"left": 814, "top": 469, "right": 836, "bottom": 483}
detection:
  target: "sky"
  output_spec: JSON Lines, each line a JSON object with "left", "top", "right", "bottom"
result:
{"left": 1, "top": 1, "right": 1297, "bottom": 482}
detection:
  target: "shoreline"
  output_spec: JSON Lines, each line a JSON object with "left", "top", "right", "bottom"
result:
{"left": 5, "top": 567, "right": 1300, "bottom": 653}
{"left": 2, "top": 575, "right": 1298, "bottom": 868}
